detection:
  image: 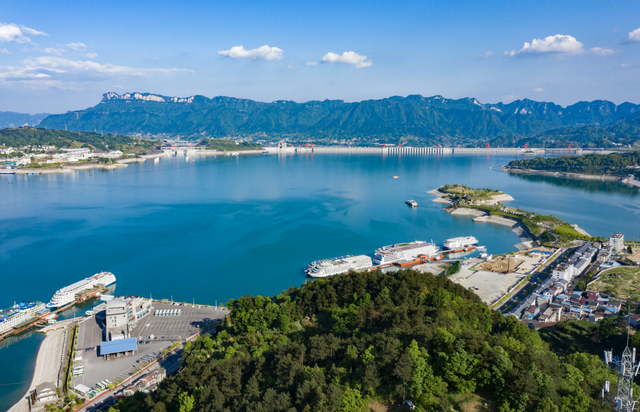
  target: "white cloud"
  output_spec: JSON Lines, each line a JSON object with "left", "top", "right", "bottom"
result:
{"left": 84, "top": 52, "right": 98, "bottom": 59}
{"left": 43, "top": 47, "right": 64, "bottom": 56}
{"left": 621, "top": 63, "right": 632, "bottom": 68}
{"left": 505, "top": 34, "right": 584, "bottom": 56}
{"left": 0, "top": 23, "right": 47, "bottom": 43}
{"left": 589, "top": 47, "right": 615, "bottom": 56}
{"left": 0, "top": 56, "right": 192, "bottom": 89}
{"left": 505, "top": 34, "right": 614, "bottom": 58}
{"left": 287, "top": 64, "right": 294, "bottom": 69}
{"left": 306, "top": 61, "right": 318, "bottom": 66}
{"left": 66, "top": 42, "right": 87, "bottom": 51}
{"left": 218, "top": 45, "right": 284, "bottom": 61}
{"left": 0, "top": 48, "right": 10, "bottom": 54}
{"left": 532, "top": 87, "right": 544, "bottom": 92}
{"left": 626, "top": 28, "right": 640, "bottom": 43}
{"left": 321, "top": 51, "right": 372, "bottom": 68}
{"left": 479, "top": 51, "right": 493, "bottom": 59}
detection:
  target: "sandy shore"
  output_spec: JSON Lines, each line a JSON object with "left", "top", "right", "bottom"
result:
{"left": 448, "top": 208, "right": 487, "bottom": 217}
{"left": 506, "top": 168, "right": 621, "bottom": 181}
{"left": 476, "top": 193, "right": 515, "bottom": 205}
{"left": 427, "top": 188, "right": 453, "bottom": 204}
{"left": 472, "top": 215, "right": 535, "bottom": 250}
{"left": 9, "top": 329, "right": 66, "bottom": 412}
{"left": 571, "top": 224, "right": 591, "bottom": 237}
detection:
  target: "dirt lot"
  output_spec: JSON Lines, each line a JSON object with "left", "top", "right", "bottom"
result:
{"left": 590, "top": 267, "right": 640, "bottom": 301}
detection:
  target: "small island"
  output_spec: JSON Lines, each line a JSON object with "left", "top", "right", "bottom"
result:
{"left": 198, "top": 138, "right": 262, "bottom": 152}
{"left": 504, "top": 151, "right": 640, "bottom": 187}
{"left": 430, "top": 184, "right": 602, "bottom": 249}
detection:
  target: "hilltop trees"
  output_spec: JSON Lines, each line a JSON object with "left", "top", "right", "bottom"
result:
{"left": 111, "top": 270, "right": 618, "bottom": 412}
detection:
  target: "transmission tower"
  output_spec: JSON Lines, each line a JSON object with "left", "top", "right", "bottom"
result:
{"left": 603, "top": 309, "right": 640, "bottom": 412}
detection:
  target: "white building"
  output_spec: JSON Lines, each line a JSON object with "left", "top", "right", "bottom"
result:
{"left": 552, "top": 263, "right": 574, "bottom": 282}
{"left": 610, "top": 233, "right": 625, "bottom": 252}
{"left": 105, "top": 297, "right": 152, "bottom": 341}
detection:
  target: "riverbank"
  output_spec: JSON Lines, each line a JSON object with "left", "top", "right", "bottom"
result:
{"left": 444, "top": 206, "right": 535, "bottom": 250}
{"left": 0, "top": 152, "right": 170, "bottom": 175}
{"left": 8, "top": 329, "right": 66, "bottom": 412}
{"left": 504, "top": 167, "right": 636, "bottom": 184}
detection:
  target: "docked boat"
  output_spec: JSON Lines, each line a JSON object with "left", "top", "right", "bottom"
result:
{"left": 443, "top": 236, "right": 479, "bottom": 251}
{"left": 373, "top": 241, "right": 439, "bottom": 265}
{"left": 306, "top": 255, "right": 373, "bottom": 278}
{"left": 0, "top": 302, "right": 46, "bottom": 336}
{"left": 47, "top": 272, "right": 116, "bottom": 309}
{"left": 405, "top": 200, "right": 418, "bottom": 208}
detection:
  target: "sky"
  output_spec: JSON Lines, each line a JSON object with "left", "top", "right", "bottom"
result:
{"left": 1, "top": 0, "right": 639, "bottom": 114}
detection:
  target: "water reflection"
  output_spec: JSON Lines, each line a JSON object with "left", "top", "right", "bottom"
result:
{"left": 509, "top": 172, "right": 640, "bottom": 196}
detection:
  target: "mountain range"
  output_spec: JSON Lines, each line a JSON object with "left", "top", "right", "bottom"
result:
{"left": 0, "top": 111, "right": 50, "bottom": 129}
{"left": 30, "top": 92, "right": 640, "bottom": 147}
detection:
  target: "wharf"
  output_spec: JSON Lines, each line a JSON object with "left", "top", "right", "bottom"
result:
{"left": 0, "top": 317, "right": 47, "bottom": 342}
{"left": 55, "top": 286, "right": 108, "bottom": 315}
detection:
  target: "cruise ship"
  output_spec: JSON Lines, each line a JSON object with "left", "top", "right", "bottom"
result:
{"left": 306, "top": 255, "right": 373, "bottom": 278}
{"left": 443, "top": 236, "right": 479, "bottom": 251}
{"left": 373, "top": 241, "right": 439, "bottom": 265}
{"left": 47, "top": 272, "right": 116, "bottom": 309}
{"left": 0, "top": 302, "right": 46, "bottom": 336}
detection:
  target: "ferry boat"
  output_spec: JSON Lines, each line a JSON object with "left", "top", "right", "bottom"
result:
{"left": 443, "top": 236, "right": 479, "bottom": 251}
{"left": 47, "top": 272, "right": 116, "bottom": 309}
{"left": 373, "top": 241, "right": 439, "bottom": 265}
{"left": 405, "top": 200, "right": 418, "bottom": 208}
{"left": 306, "top": 255, "right": 373, "bottom": 278}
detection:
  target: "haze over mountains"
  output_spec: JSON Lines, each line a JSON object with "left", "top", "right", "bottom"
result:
{"left": 30, "top": 92, "right": 640, "bottom": 147}
{"left": 0, "top": 111, "right": 50, "bottom": 129}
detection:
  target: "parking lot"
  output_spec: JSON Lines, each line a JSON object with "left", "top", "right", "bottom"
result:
{"left": 71, "top": 301, "right": 228, "bottom": 393}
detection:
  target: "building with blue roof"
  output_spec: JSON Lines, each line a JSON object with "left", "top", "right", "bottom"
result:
{"left": 100, "top": 338, "right": 137, "bottom": 359}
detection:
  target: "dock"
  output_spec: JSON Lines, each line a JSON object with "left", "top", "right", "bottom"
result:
{"left": 54, "top": 286, "right": 108, "bottom": 314}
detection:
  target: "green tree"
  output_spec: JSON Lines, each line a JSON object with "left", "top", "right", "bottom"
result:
{"left": 340, "top": 387, "right": 365, "bottom": 412}
{"left": 177, "top": 390, "right": 195, "bottom": 412}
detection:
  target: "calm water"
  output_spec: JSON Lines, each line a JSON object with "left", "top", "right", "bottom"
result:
{"left": 1, "top": 152, "right": 639, "bottom": 409}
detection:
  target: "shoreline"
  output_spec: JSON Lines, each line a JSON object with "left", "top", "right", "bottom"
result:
{"left": 8, "top": 329, "right": 65, "bottom": 412}
{"left": 506, "top": 168, "right": 640, "bottom": 187}
{"left": 427, "top": 184, "right": 533, "bottom": 250}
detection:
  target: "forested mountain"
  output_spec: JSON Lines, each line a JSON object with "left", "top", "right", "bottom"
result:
{"left": 0, "top": 127, "right": 157, "bottom": 153}
{"left": 111, "top": 270, "right": 618, "bottom": 412}
{"left": 37, "top": 92, "right": 640, "bottom": 146}
{"left": 0, "top": 111, "right": 50, "bottom": 129}
{"left": 508, "top": 151, "right": 640, "bottom": 178}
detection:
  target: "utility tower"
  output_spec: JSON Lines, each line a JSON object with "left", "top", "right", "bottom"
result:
{"left": 603, "top": 334, "right": 640, "bottom": 411}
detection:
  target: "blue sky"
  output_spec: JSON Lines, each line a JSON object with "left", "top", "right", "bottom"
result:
{"left": 1, "top": 0, "right": 639, "bottom": 113}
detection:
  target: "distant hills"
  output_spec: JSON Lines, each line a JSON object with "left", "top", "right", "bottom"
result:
{"left": 0, "top": 127, "right": 157, "bottom": 153}
{"left": 29, "top": 92, "right": 640, "bottom": 147}
{"left": 0, "top": 111, "right": 50, "bottom": 129}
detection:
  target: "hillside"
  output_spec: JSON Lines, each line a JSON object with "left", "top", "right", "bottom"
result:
{"left": 0, "top": 111, "right": 50, "bottom": 129}
{"left": 111, "top": 270, "right": 616, "bottom": 412}
{"left": 0, "top": 127, "right": 158, "bottom": 154}
{"left": 490, "top": 113, "right": 640, "bottom": 149}
{"left": 38, "top": 92, "right": 640, "bottom": 146}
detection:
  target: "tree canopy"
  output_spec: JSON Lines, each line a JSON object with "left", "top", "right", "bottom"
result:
{"left": 110, "top": 270, "right": 620, "bottom": 412}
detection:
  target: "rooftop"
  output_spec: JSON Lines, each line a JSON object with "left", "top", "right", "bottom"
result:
{"left": 100, "top": 338, "right": 137, "bottom": 355}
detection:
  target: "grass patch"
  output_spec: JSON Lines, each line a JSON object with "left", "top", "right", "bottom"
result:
{"left": 590, "top": 267, "right": 640, "bottom": 300}
{"left": 445, "top": 261, "right": 461, "bottom": 276}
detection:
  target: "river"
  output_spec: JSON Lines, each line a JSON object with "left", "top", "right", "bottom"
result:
{"left": 0, "top": 151, "right": 638, "bottom": 410}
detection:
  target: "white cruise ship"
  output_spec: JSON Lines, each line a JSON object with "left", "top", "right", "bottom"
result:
{"left": 306, "top": 255, "right": 373, "bottom": 278}
{"left": 443, "top": 236, "right": 478, "bottom": 251}
{"left": 47, "top": 272, "right": 116, "bottom": 309}
{"left": 373, "top": 241, "right": 439, "bottom": 265}
{"left": 0, "top": 302, "right": 46, "bottom": 335}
